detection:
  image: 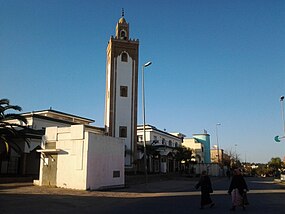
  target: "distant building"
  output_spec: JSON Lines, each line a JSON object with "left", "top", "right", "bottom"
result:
{"left": 183, "top": 138, "right": 205, "bottom": 163}
{"left": 183, "top": 135, "right": 222, "bottom": 176}
{"left": 210, "top": 148, "right": 224, "bottom": 164}
{"left": 193, "top": 133, "right": 211, "bottom": 163}
{"left": 136, "top": 125, "right": 184, "bottom": 173}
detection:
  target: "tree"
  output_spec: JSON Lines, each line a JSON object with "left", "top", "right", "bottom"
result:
{"left": 268, "top": 157, "right": 283, "bottom": 177}
{"left": 255, "top": 164, "right": 270, "bottom": 177}
{"left": 0, "top": 98, "right": 29, "bottom": 155}
{"left": 174, "top": 146, "right": 195, "bottom": 174}
{"left": 223, "top": 149, "right": 242, "bottom": 169}
{"left": 175, "top": 146, "right": 193, "bottom": 163}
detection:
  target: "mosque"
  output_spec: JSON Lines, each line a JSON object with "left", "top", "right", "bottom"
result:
{"left": 1, "top": 13, "right": 214, "bottom": 190}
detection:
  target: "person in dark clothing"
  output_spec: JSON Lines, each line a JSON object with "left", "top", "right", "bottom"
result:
{"left": 228, "top": 168, "right": 249, "bottom": 211}
{"left": 226, "top": 169, "right": 231, "bottom": 180}
{"left": 195, "top": 170, "right": 215, "bottom": 209}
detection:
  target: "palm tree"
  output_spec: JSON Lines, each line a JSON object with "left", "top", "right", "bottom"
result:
{"left": 175, "top": 146, "right": 195, "bottom": 174}
{"left": 0, "top": 98, "right": 29, "bottom": 155}
{"left": 175, "top": 146, "right": 193, "bottom": 163}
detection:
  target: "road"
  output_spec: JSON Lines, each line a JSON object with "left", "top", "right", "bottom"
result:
{"left": 0, "top": 177, "right": 285, "bottom": 213}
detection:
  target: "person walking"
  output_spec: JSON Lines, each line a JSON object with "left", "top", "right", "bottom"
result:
{"left": 228, "top": 168, "right": 249, "bottom": 211}
{"left": 195, "top": 170, "right": 215, "bottom": 209}
{"left": 226, "top": 169, "right": 231, "bottom": 180}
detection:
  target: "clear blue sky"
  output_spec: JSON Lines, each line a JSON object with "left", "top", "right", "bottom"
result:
{"left": 1, "top": 0, "right": 284, "bottom": 163}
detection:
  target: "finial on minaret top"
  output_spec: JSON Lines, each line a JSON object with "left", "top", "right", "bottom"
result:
{"left": 118, "top": 8, "right": 127, "bottom": 24}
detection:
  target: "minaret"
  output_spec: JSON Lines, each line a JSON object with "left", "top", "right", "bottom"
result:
{"left": 104, "top": 11, "right": 139, "bottom": 170}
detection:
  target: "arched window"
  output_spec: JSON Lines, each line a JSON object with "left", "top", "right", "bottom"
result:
{"left": 121, "top": 52, "right": 128, "bottom": 62}
{"left": 120, "top": 31, "right": 125, "bottom": 37}
{"left": 120, "top": 30, "right": 126, "bottom": 39}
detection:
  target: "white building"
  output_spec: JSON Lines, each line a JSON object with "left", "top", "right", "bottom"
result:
{"left": 183, "top": 138, "right": 205, "bottom": 164}
{"left": 210, "top": 147, "right": 224, "bottom": 164}
{"left": 3, "top": 108, "right": 125, "bottom": 190}
{"left": 137, "top": 125, "right": 184, "bottom": 173}
{"left": 183, "top": 137, "right": 221, "bottom": 176}
{"left": 1, "top": 109, "right": 95, "bottom": 176}
{"left": 36, "top": 125, "right": 124, "bottom": 190}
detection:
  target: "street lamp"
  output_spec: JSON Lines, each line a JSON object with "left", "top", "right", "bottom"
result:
{"left": 235, "top": 144, "right": 238, "bottom": 164}
{"left": 142, "top": 61, "right": 152, "bottom": 184}
{"left": 280, "top": 96, "right": 285, "bottom": 136}
{"left": 216, "top": 123, "right": 221, "bottom": 164}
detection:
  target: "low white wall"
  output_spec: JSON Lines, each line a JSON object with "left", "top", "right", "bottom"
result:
{"left": 194, "top": 163, "right": 221, "bottom": 176}
{"left": 86, "top": 133, "right": 125, "bottom": 190}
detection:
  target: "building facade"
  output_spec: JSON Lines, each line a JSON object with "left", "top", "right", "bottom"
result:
{"left": 193, "top": 133, "right": 211, "bottom": 164}
{"left": 183, "top": 134, "right": 223, "bottom": 176}
{"left": 137, "top": 125, "right": 183, "bottom": 173}
{"left": 183, "top": 138, "right": 205, "bottom": 163}
{"left": 1, "top": 109, "right": 96, "bottom": 177}
{"left": 210, "top": 148, "right": 224, "bottom": 164}
{"left": 104, "top": 15, "right": 139, "bottom": 170}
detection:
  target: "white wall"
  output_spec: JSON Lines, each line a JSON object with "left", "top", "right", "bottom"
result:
{"left": 137, "top": 127, "right": 182, "bottom": 148}
{"left": 115, "top": 53, "right": 134, "bottom": 166}
{"left": 54, "top": 125, "right": 87, "bottom": 190}
{"left": 31, "top": 117, "right": 71, "bottom": 130}
{"left": 86, "top": 133, "right": 125, "bottom": 190}
{"left": 105, "top": 62, "right": 111, "bottom": 131}
{"left": 56, "top": 139, "right": 88, "bottom": 189}
{"left": 194, "top": 163, "right": 220, "bottom": 176}
{"left": 183, "top": 138, "right": 205, "bottom": 163}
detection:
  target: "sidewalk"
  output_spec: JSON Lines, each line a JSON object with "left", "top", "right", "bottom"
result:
{"left": 0, "top": 174, "right": 223, "bottom": 196}
{"left": 0, "top": 174, "right": 196, "bottom": 193}
{"left": 0, "top": 175, "right": 34, "bottom": 183}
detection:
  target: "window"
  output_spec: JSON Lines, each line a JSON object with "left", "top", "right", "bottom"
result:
{"left": 120, "top": 30, "right": 126, "bottom": 39}
{"left": 152, "top": 136, "right": 159, "bottom": 144}
{"left": 119, "top": 126, "right": 127, "bottom": 138}
{"left": 120, "top": 86, "right": 128, "bottom": 97}
{"left": 137, "top": 135, "right": 143, "bottom": 142}
{"left": 121, "top": 52, "right": 128, "bottom": 62}
{"left": 113, "top": 171, "right": 120, "bottom": 178}
{"left": 168, "top": 140, "right": 172, "bottom": 147}
{"left": 162, "top": 138, "right": 165, "bottom": 145}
